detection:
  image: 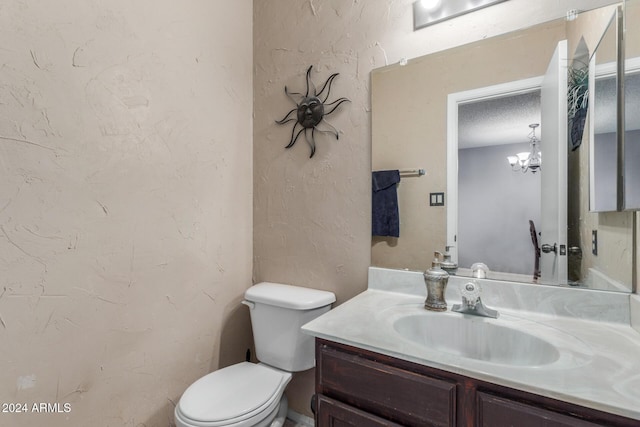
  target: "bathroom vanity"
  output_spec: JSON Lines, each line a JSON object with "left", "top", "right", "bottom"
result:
{"left": 302, "top": 268, "right": 640, "bottom": 427}
{"left": 315, "top": 339, "right": 637, "bottom": 427}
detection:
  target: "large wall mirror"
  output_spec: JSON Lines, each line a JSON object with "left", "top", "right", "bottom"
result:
{"left": 372, "top": 2, "right": 635, "bottom": 293}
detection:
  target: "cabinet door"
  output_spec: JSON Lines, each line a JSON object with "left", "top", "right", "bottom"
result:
{"left": 317, "top": 395, "right": 403, "bottom": 427}
{"left": 477, "top": 392, "right": 604, "bottom": 427}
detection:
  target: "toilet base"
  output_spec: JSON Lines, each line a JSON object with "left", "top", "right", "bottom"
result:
{"left": 268, "top": 395, "right": 288, "bottom": 427}
{"left": 232, "top": 394, "right": 288, "bottom": 427}
{"left": 175, "top": 394, "right": 288, "bottom": 427}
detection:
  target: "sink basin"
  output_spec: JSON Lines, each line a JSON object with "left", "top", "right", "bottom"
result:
{"left": 393, "top": 311, "right": 560, "bottom": 366}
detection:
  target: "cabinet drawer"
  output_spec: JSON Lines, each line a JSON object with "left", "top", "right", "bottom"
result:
{"left": 317, "top": 394, "right": 403, "bottom": 427}
{"left": 318, "top": 344, "right": 456, "bottom": 427}
{"left": 477, "top": 392, "right": 605, "bottom": 427}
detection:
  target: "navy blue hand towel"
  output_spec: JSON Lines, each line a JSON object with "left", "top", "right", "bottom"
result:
{"left": 372, "top": 170, "right": 401, "bottom": 237}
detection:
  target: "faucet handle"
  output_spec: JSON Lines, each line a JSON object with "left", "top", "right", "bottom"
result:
{"left": 461, "top": 282, "right": 481, "bottom": 305}
{"left": 452, "top": 281, "right": 499, "bottom": 319}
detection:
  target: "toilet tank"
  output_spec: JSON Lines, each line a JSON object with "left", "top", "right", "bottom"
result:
{"left": 244, "top": 282, "right": 335, "bottom": 372}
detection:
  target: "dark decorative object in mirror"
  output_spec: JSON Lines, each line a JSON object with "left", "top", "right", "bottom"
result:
{"left": 568, "top": 62, "right": 589, "bottom": 151}
{"left": 528, "top": 220, "right": 541, "bottom": 281}
{"left": 276, "top": 65, "right": 350, "bottom": 158}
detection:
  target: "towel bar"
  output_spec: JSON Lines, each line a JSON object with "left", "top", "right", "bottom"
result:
{"left": 399, "top": 168, "right": 426, "bottom": 176}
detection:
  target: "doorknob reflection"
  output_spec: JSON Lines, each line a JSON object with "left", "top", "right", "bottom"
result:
{"left": 541, "top": 243, "right": 558, "bottom": 254}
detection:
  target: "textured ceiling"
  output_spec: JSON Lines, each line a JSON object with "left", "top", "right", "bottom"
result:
{"left": 458, "top": 72, "right": 640, "bottom": 150}
{"left": 458, "top": 90, "right": 541, "bottom": 149}
{"left": 596, "top": 71, "right": 640, "bottom": 133}
{"left": 628, "top": 72, "right": 640, "bottom": 131}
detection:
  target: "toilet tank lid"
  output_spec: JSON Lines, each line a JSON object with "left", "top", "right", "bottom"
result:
{"left": 245, "top": 282, "right": 336, "bottom": 310}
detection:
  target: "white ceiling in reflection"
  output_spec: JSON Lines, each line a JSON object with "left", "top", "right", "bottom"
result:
{"left": 595, "top": 76, "right": 617, "bottom": 134}
{"left": 628, "top": 72, "right": 640, "bottom": 131}
{"left": 597, "top": 71, "right": 640, "bottom": 133}
{"left": 458, "top": 71, "right": 640, "bottom": 150}
{"left": 458, "top": 90, "right": 541, "bottom": 149}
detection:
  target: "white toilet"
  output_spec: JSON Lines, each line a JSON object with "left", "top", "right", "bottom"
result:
{"left": 174, "top": 282, "right": 336, "bottom": 427}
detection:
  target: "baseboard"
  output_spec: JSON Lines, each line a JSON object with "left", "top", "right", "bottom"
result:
{"left": 287, "top": 409, "right": 314, "bottom": 426}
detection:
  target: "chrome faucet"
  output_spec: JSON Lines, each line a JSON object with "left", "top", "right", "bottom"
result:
{"left": 452, "top": 282, "right": 499, "bottom": 319}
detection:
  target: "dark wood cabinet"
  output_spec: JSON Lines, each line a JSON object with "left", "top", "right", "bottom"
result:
{"left": 317, "top": 395, "right": 404, "bottom": 427}
{"left": 476, "top": 392, "right": 604, "bottom": 427}
{"left": 317, "top": 341, "right": 456, "bottom": 426}
{"left": 314, "top": 339, "right": 639, "bottom": 427}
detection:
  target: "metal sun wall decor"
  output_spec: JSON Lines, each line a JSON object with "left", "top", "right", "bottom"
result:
{"left": 275, "top": 65, "right": 350, "bottom": 158}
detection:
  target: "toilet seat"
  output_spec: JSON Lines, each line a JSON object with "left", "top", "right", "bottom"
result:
{"left": 175, "top": 362, "right": 292, "bottom": 427}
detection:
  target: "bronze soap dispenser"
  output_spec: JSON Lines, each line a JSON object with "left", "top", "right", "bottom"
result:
{"left": 424, "top": 251, "right": 449, "bottom": 311}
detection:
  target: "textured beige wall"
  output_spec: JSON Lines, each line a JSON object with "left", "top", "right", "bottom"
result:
{"left": 253, "top": 0, "right": 623, "bottom": 417}
{"left": 0, "top": 1, "right": 253, "bottom": 426}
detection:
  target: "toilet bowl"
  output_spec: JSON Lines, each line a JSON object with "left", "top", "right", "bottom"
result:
{"left": 175, "top": 282, "right": 335, "bottom": 427}
{"left": 174, "top": 362, "right": 291, "bottom": 427}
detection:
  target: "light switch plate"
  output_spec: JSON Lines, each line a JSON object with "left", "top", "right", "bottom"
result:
{"left": 430, "top": 192, "right": 445, "bottom": 206}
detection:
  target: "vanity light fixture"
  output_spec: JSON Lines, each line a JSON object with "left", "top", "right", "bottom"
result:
{"left": 413, "top": 0, "right": 509, "bottom": 30}
{"left": 507, "top": 123, "right": 542, "bottom": 174}
{"left": 419, "top": 0, "right": 442, "bottom": 11}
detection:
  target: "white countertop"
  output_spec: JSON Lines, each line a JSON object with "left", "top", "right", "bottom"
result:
{"left": 302, "top": 268, "right": 640, "bottom": 421}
